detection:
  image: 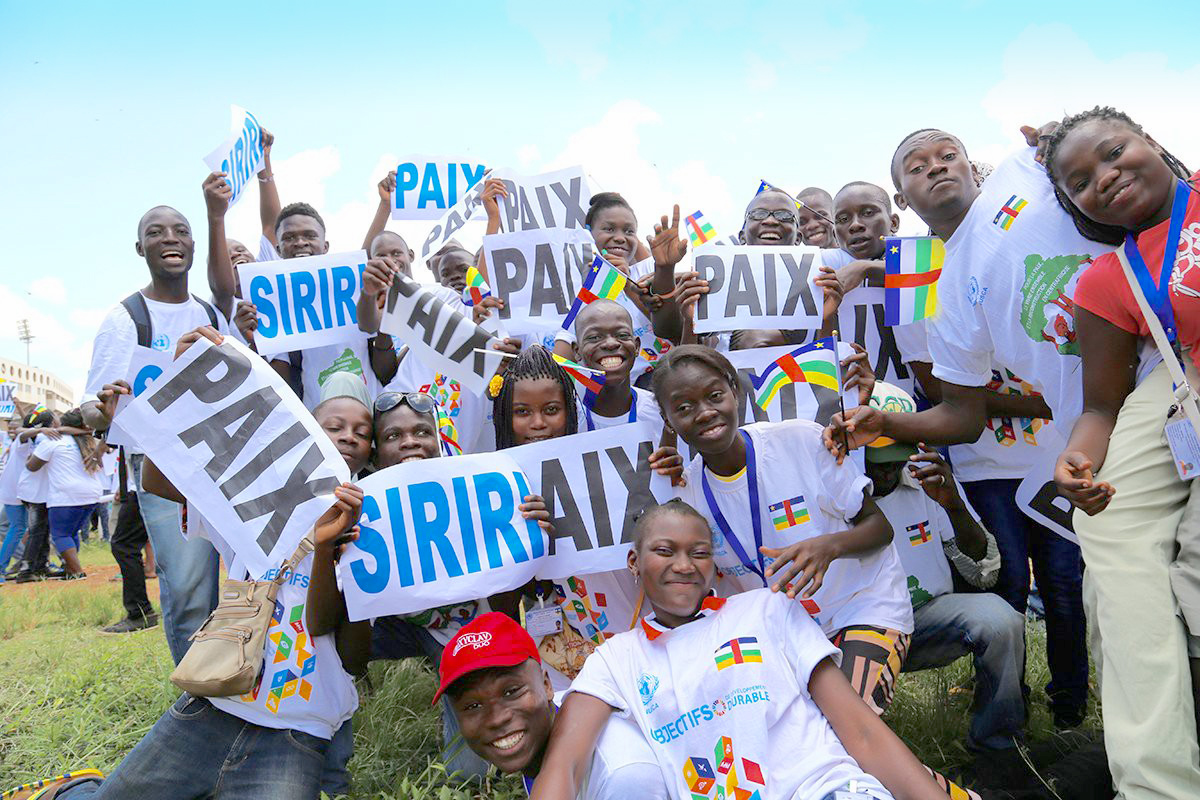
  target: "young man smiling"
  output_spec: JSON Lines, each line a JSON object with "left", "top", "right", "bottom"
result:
{"left": 438, "top": 612, "right": 668, "bottom": 799}
{"left": 571, "top": 299, "right": 663, "bottom": 440}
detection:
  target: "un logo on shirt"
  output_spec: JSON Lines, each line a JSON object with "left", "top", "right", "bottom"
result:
{"left": 638, "top": 672, "right": 660, "bottom": 712}
{"left": 151, "top": 333, "right": 171, "bottom": 352}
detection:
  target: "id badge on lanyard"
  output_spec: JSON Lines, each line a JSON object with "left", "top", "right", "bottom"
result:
{"left": 1125, "top": 179, "right": 1200, "bottom": 480}
{"left": 701, "top": 430, "right": 767, "bottom": 586}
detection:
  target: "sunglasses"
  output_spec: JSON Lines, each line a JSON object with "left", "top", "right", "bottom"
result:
{"left": 373, "top": 391, "right": 437, "bottom": 416}
{"left": 746, "top": 208, "right": 798, "bottom": 224}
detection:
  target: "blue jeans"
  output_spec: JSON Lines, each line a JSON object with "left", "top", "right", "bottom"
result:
{"left": 59, "top": 694, "right": 328, "bottom": 800}
{"left": 903, "top": 593, "right": 1027, "bottom": 750}
{"left": 321, "top": 719, "right": 354, "bottom": 798}
{"left": 49, "top": 504, "right": 95, "bottom": 554}
{"left": 962, "top": 478, "right": 1089, "bottom": 716}
{"left": 132, "top": 456, "right": 219, "bottom": 665}
{"left": 0, "top": 503, "right": 27, "bottom": 573}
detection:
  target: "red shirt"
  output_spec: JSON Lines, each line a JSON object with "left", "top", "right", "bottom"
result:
{"left": 1074, "top": 174, "right": 1200, "bottom": 370}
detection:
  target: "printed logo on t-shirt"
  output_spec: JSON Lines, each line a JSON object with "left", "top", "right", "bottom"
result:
{"left": 650, "top": 685, "right": 771, "bottom": 744}
{"left": 638, "top": 672, "right": 661, "bottom": 712}
{"left": 967, "top": 276, "right": 989, "bottom": 307}
{"left": 993, "top": 195, "right": 1028, "bottom": 231}
{"left": 713, "top": 637, "right": 763, "bottom": 670}
{"left": 1169, "top": 222, "right": 1200, "bottom": 300}
{"left": 640, "top": 335, "right": 672, "bottom": 366}
{"left": 151, "top": 333, "right": 171, "bottom": 352}
{"left": 767, "top": 495, "right": 809, "bottom": 531}
{"left": 984, "top": 368, "right": 1046, "bottom": 447}
{"left": 1019, "top": 254, "right": 1091, "bottom": 356}
{"left": 906, "top": 520, "right": 932, "bottom": 546}
{"left": 240, "top": 597, "right": 317, "bottom": 713}
{"left": 453, "top": 631, "right": 492, "bottom": 656}
{"left": 420, "top": 374, "right": 462, "bottom": 417}
{"left": 318, "top": 348, "right": 365, "bottom": 386}
{"left": 908, "top": 575, "right": 934, "bottom": 607}
{"left": 682, "top": 735, "right": 766, "bottom": 799}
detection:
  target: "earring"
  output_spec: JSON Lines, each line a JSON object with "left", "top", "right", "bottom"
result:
{"left": 630, "top": 569, "right": 639, "bottom": 583}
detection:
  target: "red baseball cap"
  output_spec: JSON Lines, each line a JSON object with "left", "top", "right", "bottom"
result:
{"left": 433, "top": 612, "right": 541, "bottom": 705}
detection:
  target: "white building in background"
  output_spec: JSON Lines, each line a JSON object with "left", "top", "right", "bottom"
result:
{"left": 0, "top": 357, "right": 74, "bottom": 412}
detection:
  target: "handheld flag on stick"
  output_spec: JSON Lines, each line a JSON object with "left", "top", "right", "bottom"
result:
{"left": 884, "top": 236, "right": 944, "bottom": 326}
{"left": 684, "top": 211, "right": 717, "bottom": 249}
{"left": 462, "top": 266, "right": 491, "bottom": 307}
{"left": 552, "top": 353, "right": 607, "bottom": 408}
{"left": 749, "top": 337, "right": 841, "bottom": 410}
{"left": 562, "top": 255, "right": 627, "bottom": 331}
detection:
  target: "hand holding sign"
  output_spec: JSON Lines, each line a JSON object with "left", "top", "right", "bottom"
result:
{"left": 174, "top": 325, "right": 223, "bottom": 360}
{"left": 377, "top": 170, "right": 397, "bottom": 205}
{"left": 203, "top": 172, "right": 232, "bottom": 220}
{"left": 693, "top": 246, "right": 825, "bottom": 334}
{"left": 480, "top": 176, "right": 508, "bottom": 232}
{"left": 97, "top": 381, "right": 132, "bottom": 427}
{"left": 1054, "top": 450, "right": 1113, "bottom": 516}
{"left": 314, "top": 483, "right": 365, "bottom": 550}
{"left": 202, "top": 105, "right": 265, "bottom": 208}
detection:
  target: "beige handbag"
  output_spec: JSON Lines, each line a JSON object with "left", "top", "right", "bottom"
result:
{"left": 170, "top": 532, "right": 315, "bottom": 697}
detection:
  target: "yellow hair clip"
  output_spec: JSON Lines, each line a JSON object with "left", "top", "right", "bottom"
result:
{"left": 487, "top": 373, "right": 505, "bottom": 399}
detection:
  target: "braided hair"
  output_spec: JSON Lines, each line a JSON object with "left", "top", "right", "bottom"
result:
{"left": 1043, "top": 106, "right": 1193, "bottom": 245}
{"left": 60, "top": 408, "right": 102, "bottom": 473}
{"left": 585, "top": 192, "right": 636, "bottom": 228}
{"left": 493, "top": 345, "right": 579, "bottom": 450}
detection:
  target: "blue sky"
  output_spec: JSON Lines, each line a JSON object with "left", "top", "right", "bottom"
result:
{"left": 3, "top": 1, "right": 1198, "bottom": 399}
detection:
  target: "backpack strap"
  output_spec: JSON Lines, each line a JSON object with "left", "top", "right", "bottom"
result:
{"left": 192, "top": 294, "right": 220, "bottom": 328}
{"left": 121, "top": 292, "right": 152, "bottom": 349}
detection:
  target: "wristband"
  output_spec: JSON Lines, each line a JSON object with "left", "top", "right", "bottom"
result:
{"left": 258, "top": 173, "right": 274, "bottom": 183}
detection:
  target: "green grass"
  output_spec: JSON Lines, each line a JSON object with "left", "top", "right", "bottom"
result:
{"left": 0, "top": 540, "right": 1097, "bottom": 798}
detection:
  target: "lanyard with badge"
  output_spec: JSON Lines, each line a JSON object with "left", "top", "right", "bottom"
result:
{"left": 519, "top": 587, "right": 563, "bottom": 637}
{"left": 583, "top": 393, "right": 637, "bottom": 432}
{"left": 701, "top": 429, "right": 768, "bottom": 587}
{"left": 1116, "top": 178, "right": 1200, "bottom": 480}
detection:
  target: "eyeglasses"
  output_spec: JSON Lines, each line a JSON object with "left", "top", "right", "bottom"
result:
{"left": 746, "top": 209, "right": 798, "bottom": 224}
{"left": 373, "top": 391, "right": 437, "bottom": 416}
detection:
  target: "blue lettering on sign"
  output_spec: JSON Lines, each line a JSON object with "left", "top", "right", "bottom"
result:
{"left": 345, "top": 470, "right": 538, "bottom": 595}
{"left": 132, "top": 364, "right": 163, "bottom": 396}
{"left": 247, "top": 263, "right": 365, "bottom": 342}
{"left": 393, "top": 162, "right": 487, "bottom": 212}
{"left": 219, "top": 111, "right": 263, "bottom": 205}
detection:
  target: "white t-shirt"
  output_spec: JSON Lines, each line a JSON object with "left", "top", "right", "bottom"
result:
{"left": 874, "top": 472, "right": 981, "bottom": 608}
{"left": 577, "top": 386, "right": 665, "bottom": 445}
{"left": 538, "top": 690, "right": 670, "bottom": 800}
{"left": 17, "top": 434, "right": 50, "bottom": 504}
{"left": 570, "top": 589, "right": 892, "bottom": 800}
{"left": 556, "top": 569, "right": 642, "bottom": 643}
{"left": 674, "top": 420, "right": 912, "bottom": 637}
{"left": 84, "top": 293, "right": 229, "bottom": 399}
{"left": 926, "top": 147, "right": 1113, "bottom": 429}
{"left": 0, "top": 438, "right": 30, "bottom": 507}
{"left": 187, "top": 508, "right": 359, "bottom": 740}
{"left": 32, "top": 437, "right": 104, "bottom": 508}
{"left": 893, "top": 318, "right": 1060, "bottom": 481}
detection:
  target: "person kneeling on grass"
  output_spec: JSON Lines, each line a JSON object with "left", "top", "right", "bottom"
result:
{"left": 530, "top": 499, "right": 951, "bottom": 800}
{"left": 434, "top": 612, "right": 670, "bottom": 799}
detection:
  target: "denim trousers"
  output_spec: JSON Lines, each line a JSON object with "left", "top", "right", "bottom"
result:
{"left": 903, "top": 592, "right": 1027, "bottom": 749}
{"left": 961, "top": 478, "right": 1089, "bottom": 715}
{"left": 131, "top": 455, "right": 219, "bottom": 664}
{"left": 0, "top": 503, "right": 27, "bottom": 572}
{"left": 59, "top": 694, "right": 328, "bottom": 800}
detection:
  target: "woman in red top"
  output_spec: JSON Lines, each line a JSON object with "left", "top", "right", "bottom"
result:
{"left": 1044, "top": 106, "right": 1200, "bottom": 795}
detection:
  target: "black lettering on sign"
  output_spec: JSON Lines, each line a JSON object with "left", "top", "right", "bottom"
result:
{"left": 177, "top": 386, "right": 283, "bottom": 483}
{"left": 234, "top": 442, "right": 340, "bottom": 554}
{"left": 489, "top": 247, "right": 527, "bottom": 320}
{"left": 694, "top": 254, "right": 726, "bottom": 323}
{"left": 725, "top": 255, "right": 763, "bottom": 318}
{"left": 607, "top": 441, "right": 656, "bottom": 545}
{"left": 780, "top": 254, "right": 818, "bottom": 316}
{"left": 582, "top": 450, "right": 612, "bottom": 548}
{"left": 552, "top": 177, "right": 587, "bottom": 229}
{"left": 149, "top": 343, "right": 252, "bottom": 412}
{"left": 540, "top": 457, "right": 589, "bottom": 556}
{"left": 529, "top": 242, "right": 570, "bottom": 318}
{"left": 219, "top": 421, "right": 309, "bottom": 501}
{"left": 1030, "top": 480, "right": 1075, "bottom": 534}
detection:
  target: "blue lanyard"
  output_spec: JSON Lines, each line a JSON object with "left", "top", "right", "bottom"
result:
{"left": 1123, "top": 179, "right": 1192, "bottom": 345}
{"left": 701, "top": 429, "right": 766, "bottom": 587}
{"left": 583, "top": 392, "right": 637, "bottom": 431}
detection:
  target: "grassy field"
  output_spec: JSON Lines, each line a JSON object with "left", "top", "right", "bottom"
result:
{"left": 0, "top": 539, "right": 1100, "bottom": 799}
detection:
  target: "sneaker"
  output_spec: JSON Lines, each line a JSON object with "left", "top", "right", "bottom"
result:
{"left": 3, "top": 769, "right": 105, "bottom": 800}
{"left": 43, "top": 566, "right": 66, "bottom": 579}
{"left": 61, "top": 572, "right": 87, "bottom": 581}
{"left": 13, "top": 571, "right": 43, "bottom": 584}
{"left": 100, "top": 614, "right": 158, "bottom": 634}
{"left": 1052, "top": 706, "right": 1087, "bottom": 730}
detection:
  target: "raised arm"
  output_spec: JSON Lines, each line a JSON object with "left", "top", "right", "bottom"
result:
{"left": 362, "top": 170, "right": 396, "bottom": 252}
{"left": 474, "top": 177, "right": 508, "bottom": 284}
{"left": 203, "top": 171, "right": 236, "bottom": 319}
{"left": 258, "top": 128, "right": 280, "bottom": 247}
{"left": 644, "top": 205, "right": 689, "bottom": 342}
{"left": 528, "top": 691, "right": 617, "bottom": 800}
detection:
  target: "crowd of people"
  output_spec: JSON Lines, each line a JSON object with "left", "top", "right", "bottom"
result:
{"left": 2, "top": 105, "right": 1197, "bottom": 800}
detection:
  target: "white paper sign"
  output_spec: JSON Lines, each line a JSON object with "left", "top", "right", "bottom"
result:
{"left": 202, "top": 105, "right": 265, "bottom": 208}
{"left": 239, "top": 251, "right": 370, "bottom": 357}
{"left": 391, "top": 156, "right": 487, "bottom": 221}
{"left": 338, "top": 453, "right": 545, "bottom": 621}
{"left": 378, "top": 272, "right": 505, "bottom": 395}
{"left": 835, "top": 286, "right": 916, "bottom": 398}
{"left": 419, "top": 165, "right": 592, "bottom": 259}
{"left": 0, "top": 381, "right": 13, "bottom": 417}
{"left": 119, "top": 338, "right": 350, "bottom": 576}
{"left": 726, "top": 341, "right": 861, "bottom": 427}
{"left": 693, "top": 246, "right": 824, "bottom": 334}
{"left": 107, "top": 346, "right": 176, "bottom": 448}
{"left": 481, "top": 227, "right": 596, "bottom": 336}
{"left": 507, "top": 426, "right": 674, "bottom": 579}
{"left": 1014, "top": 432, "right": 1077, "bottom": 544}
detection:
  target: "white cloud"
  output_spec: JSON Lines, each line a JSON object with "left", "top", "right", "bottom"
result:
{"left": 29, "top": 276, "right": 67, "bottom": 305}
{"left": 0, "top": 284, "right": 108, "bottom": 402}
{"left": 504, "top": 1, "right": 612, "bottom": 79}
{"left": 223, "top": 146, "right": 343, "bottom": 251}
{"left": 981, "top": 24, "right": 1200, "bottom": 167}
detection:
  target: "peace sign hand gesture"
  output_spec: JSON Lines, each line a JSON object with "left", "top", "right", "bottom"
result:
{"left": 647, "top": 204, "right": 688, "bottom": 269}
